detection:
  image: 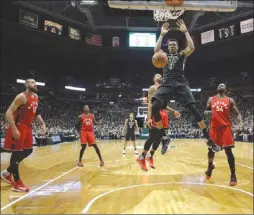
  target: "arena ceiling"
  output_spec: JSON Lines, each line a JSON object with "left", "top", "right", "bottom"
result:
{"left": 13, "top": 0, "right": 253, "bottom": 32}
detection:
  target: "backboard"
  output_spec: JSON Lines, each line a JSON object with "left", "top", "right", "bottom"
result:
{"left": 108, "top": 0, "right": 237, "bottom": 12}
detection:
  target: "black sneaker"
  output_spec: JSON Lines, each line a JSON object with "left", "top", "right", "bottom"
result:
{"left": 205, "top": 164, "right": 215, "bottom": 179}
{"left": 161, "top": 137, "right": 171, "bottom": 155}
{"left": 229, "top": 174, "right": 237, "bottom": 186}
{"left": 207, "top": 139, "right": 221, "bottom": 153}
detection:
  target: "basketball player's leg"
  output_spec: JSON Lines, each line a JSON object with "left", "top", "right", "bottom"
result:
{"left": 123, "top": 134, "right": 129, "bottom": 154}
{"left": 131, "top": 133, "right": 138, "bottom": 154}
{"left": 137, "top": 128, "right": 163, "bottom": 171}
{"left": 152, "top": 86, "right": 173, "bottom": 129}
{"left": 177, "top": 83, "right": 221, "bottom": 152}
{"left": 146, "top": 129, "right": 164, "bottom": 168}
{"left": 78, "top": 130, "right": 88, "bottom": 167}
{"left": 87, "top": 132, "right": 104, "bottom": 166}
{"left": 222, "top": 126, "right": 236, "bottom": 186}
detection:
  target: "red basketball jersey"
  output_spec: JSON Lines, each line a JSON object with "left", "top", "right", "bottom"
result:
{"left": 211, "top": 95, "right": 231, "bottom": 127}
{"left": 81, "top": 113, "right": 94, "bottom": 131}
{"left": 152, "top": 109, "right": 169, "bottom": 128}
{"left": 14, "top": 92, "right": 38, "bottom": 126}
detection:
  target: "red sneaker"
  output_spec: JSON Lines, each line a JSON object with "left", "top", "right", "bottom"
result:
{"left": 100, "top": 160, "right": 104, "bottom": 167}
{"left": 136, "top": 157, "right": 148, "bottom": 171}
{"left": 146, "top": 156, "right": 155, "bottom": 169}
{"left": 77, "top": 161, "right": 84, "bottom": 167}
{"left": 0, "top": 172, "right": 14, "bottom": 185}
{"left": 229, "top": 175, "right": 237, "bottom": 186}
{"left": 12, "top": 180, "right": 30, "bottom": 192}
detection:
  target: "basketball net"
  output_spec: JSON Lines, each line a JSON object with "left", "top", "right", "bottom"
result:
{"left": 153, "top": 0, "right": 185, "bottom": 21}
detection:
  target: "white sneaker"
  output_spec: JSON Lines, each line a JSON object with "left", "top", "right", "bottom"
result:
{"left": 135, "top": 150, "right": 138, "bottom": 154}
{"left": 122, "top": 149, "right": 126, "bottom": 154}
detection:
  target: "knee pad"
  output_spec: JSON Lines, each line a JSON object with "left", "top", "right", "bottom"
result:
{"left": 152, "top": 100, "right": 164, "bottom": 122}
{"left": 186, "top": 103, "right": 203, "bottom": 122}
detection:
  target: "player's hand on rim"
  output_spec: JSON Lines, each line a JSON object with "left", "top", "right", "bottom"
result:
{"left": 176, "top": 19, "right": 188, "bottom": 33}
{"left": 12, "top": 127, "right": 20, "bottom": 139}
{"left": 161, "top": 22, "right": 169, "bottom": 36}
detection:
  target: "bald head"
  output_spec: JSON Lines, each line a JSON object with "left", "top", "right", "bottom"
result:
{"left": 25, "top": 79, "right": 38, "bottom": 93}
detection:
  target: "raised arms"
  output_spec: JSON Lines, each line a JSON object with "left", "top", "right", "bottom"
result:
{"left": 176, "top": 19, "right": 195, "bottom": 57}
{"left": 154, "top": 22, "right": 169, "bottom": 53}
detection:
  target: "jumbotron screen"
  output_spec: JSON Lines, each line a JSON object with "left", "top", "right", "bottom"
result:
{"left": 129, "top": 32, "right": 156, "bottom": 47}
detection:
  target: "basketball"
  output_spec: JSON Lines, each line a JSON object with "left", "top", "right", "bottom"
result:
{"left": 152, "top": 52, "right": 168, "bottom": 68}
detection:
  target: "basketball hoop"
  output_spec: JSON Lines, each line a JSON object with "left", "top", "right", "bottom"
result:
{"left": 153, "top": 9, "right": 184, "bottom": 21}
{"left": 153, "top": 0, "right": 185, "bottom": 21}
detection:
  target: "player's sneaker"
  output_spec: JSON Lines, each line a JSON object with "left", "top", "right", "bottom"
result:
{"left": 207, "top": 139, "right": 221, "bottom": 152}
{"left": 122, "top": 149, "right": 126, "bottom": 154}
{"left": 146, "top": 156, "right": 155, "bottom": 169}
{"left": 136, "top": 156, "right": 148, "bottom": 171}
{"left": 77, "top": 161, "right": 84, "bottom": 167}
{"left": 100, "top": 160, "right": 104, "bottom": 167}
{"left": 134, "top": 150, "right": 138, "bottom": 154}
{"left": 12, "top": 180, "right": 30, "bottom": 192}
{"left": 229, "top": 175, "right": 237, "bottom": 186}
{"left": 205, "top": 164, "right": 215, "bottom": 179}
{"left": 0, "top": 171, "right": 14, "bottom": 185}
{"left": 161, "top": 137, "right": 171, "bottom": 155}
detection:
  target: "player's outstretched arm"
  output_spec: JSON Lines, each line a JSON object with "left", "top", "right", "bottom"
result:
{"left": 6, "top": 93, "right": 26, "bottom": 139}
{"left": 176, "top": 19, "right": 195, "bottom": 57}
{"left": 204, "top": 97, "right": 213, "bottom": 116}
{"left": 154, "top": 22, "right": 169, "bottom": 53}
{"left": 230, "top": 98, "right": 243, "bottom": 127}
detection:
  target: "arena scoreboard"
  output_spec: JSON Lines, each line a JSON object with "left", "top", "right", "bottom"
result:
{"left": 44, "top": 20, "right": 63, "bottom": 36}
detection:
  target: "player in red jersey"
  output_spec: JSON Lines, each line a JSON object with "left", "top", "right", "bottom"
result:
{"left": 136, "top": 74, "right": 181, "bottom": 171}
{"left": 204, "top": 83, "right": 243, "bottom": 186}
{"left": 0, "top": 79, "right": 46, "bottom": 192}
{"left": 76, "top": 105, "right": 104, "bottom": 167}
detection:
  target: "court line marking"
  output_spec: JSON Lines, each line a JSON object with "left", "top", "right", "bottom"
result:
{"left": 0, "top": 167, "right": 78, "bottom": 212}
{"left": 0, "top": 158, "right": 127, "bottom": 211}
{"left": 82, "top": 182, "right": 254, "bottom": 214}
{"left": 235, "top": 162, "right": 253, "bottom": 170}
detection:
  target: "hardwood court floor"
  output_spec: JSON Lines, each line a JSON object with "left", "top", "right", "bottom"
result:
{"left": 1, "top": 139, "right": 253, "bottom": 214}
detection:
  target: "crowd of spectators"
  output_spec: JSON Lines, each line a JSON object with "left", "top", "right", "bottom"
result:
{"left": 0, "top": 95, "right": 253, "bottom": 142}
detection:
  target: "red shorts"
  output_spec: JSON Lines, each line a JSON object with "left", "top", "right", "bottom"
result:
{"left": 80, "top": 130, "right": 96, "bottom": 145}
{"left": 209, "top": 126, "right": 234, "bottom": 148}
{"left": 4, "top": 123, "right": 33, "bottom": 151}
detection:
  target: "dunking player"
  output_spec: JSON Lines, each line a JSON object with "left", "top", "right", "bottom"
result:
{"left": 0, "top": 79, "right": 46, "bottom": 192}
{"left": 204, "top": 83, "right": 243, "bottom": 186}
{"left": 76, "top": 105, "right": 104, "bottom": 167}
{"left": 122, "top": 113, "right": 139, "bottom": 154}
{"left": 137, "top": 74, "right": 181, "bottom": 171}
{"left": 151, "top": 19, "right": 221, "bottom": 152}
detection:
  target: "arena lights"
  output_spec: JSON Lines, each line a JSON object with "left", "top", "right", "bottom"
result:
{"left": 170, "top": 100, "right": 175, "bottom": 103}
{"left": 191, "top": 88, "right": 201, "bottom": 92}
{"left": 65, "top": 86, "right": 86, "bottom": 92}
{"left": 16, "top": 79, "right": 45, "bottom": 86}
{"left": 80, "top": 0, "right": 97, "bottom": 5}
{"left": 143, "top": 88, "right": 201, "bottom": 92}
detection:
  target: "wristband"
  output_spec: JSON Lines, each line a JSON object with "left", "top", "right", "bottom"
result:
{"left": 160, "top": 33, "right": 166, "bottom": 36}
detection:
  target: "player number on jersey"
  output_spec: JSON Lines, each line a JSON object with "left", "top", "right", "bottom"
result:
{"left": 84, "top": 120, "right": 91, "bottom": 126}
{"left": 216, "top": 106, "right": 224, "bottom": 112}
